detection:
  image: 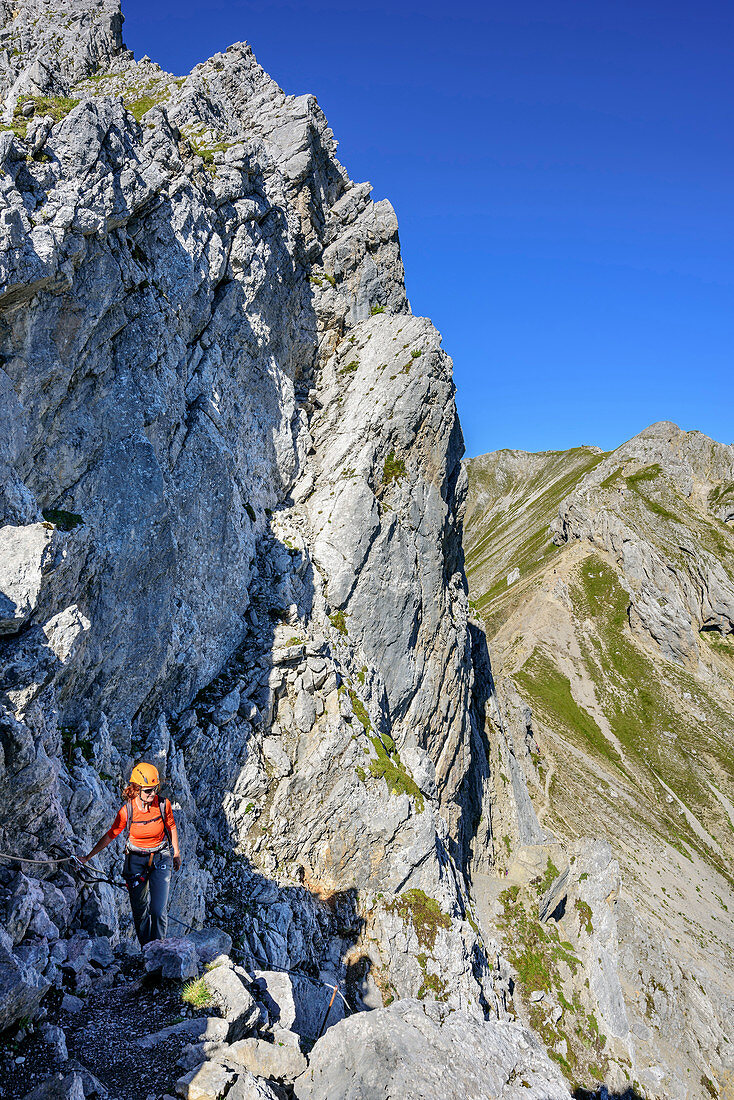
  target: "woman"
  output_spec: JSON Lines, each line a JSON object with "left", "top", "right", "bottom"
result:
{"left": 81, "top": 762, "right": 181, "bottom": 946}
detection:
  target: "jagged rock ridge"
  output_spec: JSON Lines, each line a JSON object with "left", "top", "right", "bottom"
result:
{"left": 0, "top": 2, "right": 571, "bottom": 1098}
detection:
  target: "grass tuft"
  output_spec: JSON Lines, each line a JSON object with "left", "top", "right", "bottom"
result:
{"left": 181, "top": 978, "right": 213, "bottom": 1008}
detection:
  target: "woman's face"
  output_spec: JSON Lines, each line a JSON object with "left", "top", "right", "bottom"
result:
{"left": 140, "top": 784, "right": 157, "bottom": 805}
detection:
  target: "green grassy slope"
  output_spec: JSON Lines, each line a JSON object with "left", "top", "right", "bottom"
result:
{"left": 464, "top": 446, "right": 607, "bottom": 636}
{"left": 464, "top": 431, "right": 734, "bottom": 1037}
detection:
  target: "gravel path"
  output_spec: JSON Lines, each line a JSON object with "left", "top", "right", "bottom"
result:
{"left": 0, "top": 960, "right": 220, "bottom": 1100}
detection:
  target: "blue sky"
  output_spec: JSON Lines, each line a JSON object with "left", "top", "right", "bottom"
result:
{"left": 121, "top": 0, "right": 733, "bottom": 457}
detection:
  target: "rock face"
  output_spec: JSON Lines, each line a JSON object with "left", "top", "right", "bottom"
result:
{"left": 465, "top": 423, "right": 734, "bottom": 1099}
{"left": 0, "top": 1, "right": 570, "bottom": 1097}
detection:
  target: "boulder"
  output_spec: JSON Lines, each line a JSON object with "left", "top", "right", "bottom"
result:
{"left": 61, "top": 932, "right": 93, "bottom": 975}
{"left": 88, "top": 937, "right": 115, "bottom": 969}
{"left": 61, "top": 1062, "right": 108, "bottom": 1099}
{"left": 269, "top": 1026, "right": 302, "bottom": 1049}
{"left": 294, "top": 999, "right": 571, "bottom": 1100}
{"left": 212, "top": 689, "right": 241, "bottom": 726}
{"left": 22, "top": 1064, "right": 107, "bottom": 1100}
{"left": 221, "top": 1036, "right": 307, "bottom": 1082}
{"left": 293, "top": 691, "right": 316, "bottom": 733}
{"left": 21, "top": 1073, "right": 85, "bottom": 1100}
{"left": 2, "top": 873, "right": 44, "bottom": 944}
{"left": 252, "top": 970, "right": 344, "bottom": 1042}
{"left": 0, "top": 929, "right": 50, "bottom": 1031}
{"left": 251, "top": 971, "right": 296, "bottom": 1031}
{"left": 227, "top": 1073, "right": 281, "bottom": 1100}
{"left": 203, "top": 965, "right": 262, "bottom": 1041}
{"left": 188, "top": 928, "right": 232, "bottom": 965}
{"left": 175, "top": 1060, "right": 236, "bottom": 1100}
{"left": 41, "top": 1023, "right": 68, "bottom": 1062}
{"left": 143, "top": 937, "right": 198, "bottom": 980}
{"left": 137, "top": 1017, "right": 229, "bottom": 1049}
{"left": 176, "top": 1040, "right": 230, "bottom": 1073}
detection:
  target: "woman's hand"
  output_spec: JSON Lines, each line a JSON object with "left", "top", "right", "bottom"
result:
{"left": 173, "top": 854, "right": 181, "bottom": 872}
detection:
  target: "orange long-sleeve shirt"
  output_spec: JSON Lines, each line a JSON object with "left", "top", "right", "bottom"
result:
{"left": 108, "top": 797, "right": 178, "bottom": 850}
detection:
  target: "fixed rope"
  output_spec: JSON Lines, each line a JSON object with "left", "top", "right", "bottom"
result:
{"left": 0, "top": 850, "right": 77, "bottom": 865}
{"left": 2, "top": 846, "right": 353, "bottom": 1016}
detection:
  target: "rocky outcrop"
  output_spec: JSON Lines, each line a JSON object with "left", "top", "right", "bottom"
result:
{"left": 0, "top": 0, "right": 124, "bottom": 102}
{"left": 0, "top": 1, "right": 571, "bottom": 1096}
{"left": 551, "top": 421, "right": 734, "bottom": 663}
{"left": 294, "top": 999, "right": 570, "bottom": 1100}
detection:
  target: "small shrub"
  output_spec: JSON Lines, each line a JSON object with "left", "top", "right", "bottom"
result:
{"left": 574, "top": 899, "right": 594, "bottom": 935}
{"left": 385, "top": 889, "right": 450, "bottom": 950}
{"left": 18, "top": 94, "right": 79, "bottom": 123}
{"left": 368, "top": 735, "right": 424, "bottom": 812}
{"left": 348, "top": 689, "right": 371, "bottom": 732}
{"left": 329, "top": 609, "right": 347, "bottom": 635}
{"left": 382, "top": 451, "right": 406, "bottom": 485}
{"left": 370, "top": 304, "right": 385, "bottom": 315}
{"left": 538, "top": 856, "right": 560, "bottom": 895}
{"left": 625, "top": 463, "right": 662, "bottom": 485}
{"left": 42, "top": 508, "right": 83, "bottom": 531}
{"left": 411, "top": 349, "right": 422, "bottom": 358}
{"left": 340, "top": 360, "right": 358, "bottom": 376}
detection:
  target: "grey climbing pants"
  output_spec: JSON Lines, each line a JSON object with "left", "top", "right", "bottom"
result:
{"left": 123, "top": 847, "right": 172, "bottom": 946}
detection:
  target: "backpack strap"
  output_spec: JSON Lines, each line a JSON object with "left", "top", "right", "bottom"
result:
{"left": 157, "top": 795, "right": 173, "bottom": 850}
{"left": 123, "top": 799, "right": 133, "bottom": 848}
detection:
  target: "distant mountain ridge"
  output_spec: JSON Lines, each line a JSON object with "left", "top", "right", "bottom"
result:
{"left": 464, "top": 421, "right": 734, "bottom": 1098}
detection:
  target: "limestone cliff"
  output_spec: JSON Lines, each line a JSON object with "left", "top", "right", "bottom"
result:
{"left": 466, "top": 423, "right": 734, "bottom": 1099}
{"left": 0, "top": 2, "right": 571, "bottom": 1097}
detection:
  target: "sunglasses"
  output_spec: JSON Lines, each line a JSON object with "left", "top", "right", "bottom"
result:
{"left": 140, "top": 786, "right": 159, "bottom": 794}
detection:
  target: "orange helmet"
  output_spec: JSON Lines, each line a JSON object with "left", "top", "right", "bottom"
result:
{"left": 130, "top": 762, "right": 160, "bottom": 788}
